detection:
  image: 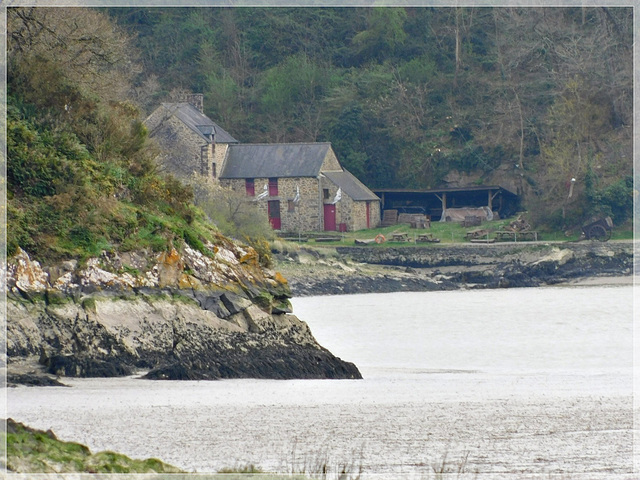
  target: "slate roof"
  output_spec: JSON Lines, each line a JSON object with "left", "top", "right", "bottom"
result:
{"left": 220, "top": 143, "right": 334, "bottom": 179}
{"left": 160, "top": 103, "right": 239, "bottom": 144}
{"left": 322, "top": 170, "right": 380, "bottom": 201}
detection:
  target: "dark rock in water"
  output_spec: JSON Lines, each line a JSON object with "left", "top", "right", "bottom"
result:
{"left": 144, "top": 363, "right": 216, "bottom": 380}
{"left": 7, "top": 373, "right": 69, "bottom": 387}
{"left": 144, "top": 342, "right": 362, "bottom": 381}
{"left": 46, "top": 355, "right": 133, "bottom": 378}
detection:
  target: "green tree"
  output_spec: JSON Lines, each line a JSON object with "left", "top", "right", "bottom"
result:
{"left": 258, "top": 54, "right": 335, "bottom": 142}
{"left": 188, "top": 175, "right": 274, "bottom": 242}
{"left": 351, "top": 8, "right": 407, "bottom": 64}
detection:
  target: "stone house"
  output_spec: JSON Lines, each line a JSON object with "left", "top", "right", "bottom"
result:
{"left": 145, "top": 95, "right": 380, "bottom": 233}
{"left": 219, "top": 143, "right": 380, "bottom": 232}
{"left": 144, "top": 94, "right": 238, "bottom": 179}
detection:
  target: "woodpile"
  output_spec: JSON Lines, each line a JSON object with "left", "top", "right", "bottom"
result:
{"left": 504, "top": 215, "right": 531, "bottom": 232}
{"left": 462, "top": 215, "right": 482, "bottom": 227}
{"left": 381, "top": 209, "right": 398, "bottom": 226}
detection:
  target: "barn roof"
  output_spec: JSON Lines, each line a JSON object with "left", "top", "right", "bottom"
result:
{"left": 322, "top": 170, "right": 380, "bottom": 202}
{"left": 160, "top": 103, "right": 239, "bottom": 144}
{"left": 220, "top": 143, "right": 334, "bottom": 179}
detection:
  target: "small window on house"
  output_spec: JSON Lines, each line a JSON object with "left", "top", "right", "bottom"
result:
{"left": 269, "top": 178, "right": 278, "bottom": 196}
{"left": 211, "top": 163, "right": 217, "bottom": 179}
{"left": 288, "top": 200, "right": 295, "bottom": 212}
{"left": 246, "top": 179, "right": 255, "bottom": 196}
{"left": 323, "top": 188, "right": 330, "bottom": 200}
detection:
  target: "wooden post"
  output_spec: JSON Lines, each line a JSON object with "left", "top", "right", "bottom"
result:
{"left": 434, "top": 192, "right": 447, "bottom": 220}
{"left": 489, "top": 190, "right": 500, "bottom": 212}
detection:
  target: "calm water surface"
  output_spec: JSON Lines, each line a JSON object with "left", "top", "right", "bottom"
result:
{"left": 6, "top": 285, "right": 635, "bottom": 479}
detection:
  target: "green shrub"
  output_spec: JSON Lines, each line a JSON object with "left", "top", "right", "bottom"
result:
{"left": 189, "top": 175, "right": 274, "bottom": 242}
{"left": 247, "top": 236, "right": 274, "bottom": 268}
{"left": 182, "top": 227, "right": 209, "bottom": 255}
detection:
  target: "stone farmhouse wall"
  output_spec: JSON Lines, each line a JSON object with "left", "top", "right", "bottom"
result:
{"left": 146, "top": 111, "right": 213, "bottom": 180}
{"left": 322, "top": 149, "right": 342, "bottom": 172}
{"left": 221, "top": 171, "right": 381, "bottom": 233}
{"left": 279, "top": 177, "right": 323, "bottom": 232}
{"left": 337, "top": 196, "right": 381, "bottom": 231}
{"left": 319, "top": 177, "right": 380, "bottom": 232}
{"left": 321, "top": 178, "right": 372, "bottom": 232}
{"left": 220, "top": 177, "right": 324, "bottom": 232}
{"left": 212, "top": 143, "right": 230, "bottom": 180}
{"left": 351, "top": 198, "right": 381, "bottom": 230}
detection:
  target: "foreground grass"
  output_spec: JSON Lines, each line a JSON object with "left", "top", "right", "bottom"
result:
{"left": 5, "top": 419, "right": 184, "bottom": 474}
{"left": 4, "top": 420, "right": 360, "bottom": 479}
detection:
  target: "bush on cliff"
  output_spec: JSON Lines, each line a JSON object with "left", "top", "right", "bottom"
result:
{"left": 7, "top": 8, "right": 220, "bottom": 264}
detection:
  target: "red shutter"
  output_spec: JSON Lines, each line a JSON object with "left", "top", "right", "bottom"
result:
{"left": 268, "top": 200, "right": 281, "bottom": 230}
{"left": 246, "top": 179, "right": 255, "bottom": 196}
{"left": 268, "top": 178, "right": 278, "bottom": 196}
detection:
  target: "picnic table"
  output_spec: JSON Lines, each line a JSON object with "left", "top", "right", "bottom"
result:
{"left": 391, "top": 232, "right": 411, "bottom": 242}
{"left": 465, "top": 228, "right": 490, "bottom": 240}
{"left": 416, "top": 233, "right": 440, "bottom": 243}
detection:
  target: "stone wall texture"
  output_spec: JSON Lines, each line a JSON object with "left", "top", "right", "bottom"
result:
{"left": 221, "top": 177, "right": 324, "bottom": 232}
{"left": 212, "top": 143, "right": 230, "bottom": 180}
{"left": 322, "top": 149, "right": 343, "bottom": 172}
{"left": 146, "top": 111, "right": 212, "bottom": 179}
{"left": 221, "top": 173, "right": 380, "bottom": 233}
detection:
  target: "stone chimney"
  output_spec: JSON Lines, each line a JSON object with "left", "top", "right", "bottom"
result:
{"left": 181, "top": 93, "right": 204, "bottom": 113}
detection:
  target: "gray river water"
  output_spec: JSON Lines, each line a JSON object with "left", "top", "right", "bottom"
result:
{"left": 5, "top": 283, "right": 637, "bottom": 479}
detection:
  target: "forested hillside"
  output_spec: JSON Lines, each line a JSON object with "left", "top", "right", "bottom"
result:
{"left": 7, "top": 6, "right": 633, "bottom": 248}
{"left": 107, "top": 6, "right": 633, "bottom": 230}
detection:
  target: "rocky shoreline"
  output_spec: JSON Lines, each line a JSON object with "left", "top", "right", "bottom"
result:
{"left": 6, "top": 239, "right": 634, "bottom": 386}
{"left": 6, "top": 239, "right": 362, "bottom": 386}
{"left": 275, "top": 240, "right": 636, "bottom": 297}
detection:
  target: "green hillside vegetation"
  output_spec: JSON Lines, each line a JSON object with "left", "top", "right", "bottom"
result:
{"left": 108, "top": 6, "right": 633, "bottom": 230}
{"left": 7, "top": 7, "right": 270, "bottom": 264}
{"left": 6, "top": 7, "right": 633, "bottom": 264}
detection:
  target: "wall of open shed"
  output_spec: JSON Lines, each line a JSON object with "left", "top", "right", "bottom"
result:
{"left": 375, "top": 187, "right": 519, "bottom": 221}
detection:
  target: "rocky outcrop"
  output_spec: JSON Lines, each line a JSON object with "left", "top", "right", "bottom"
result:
{"left": 278, "top": 241, "right": 635, "bottom": 296}
{"left": 7, "top": 240, "right": 361, "bottom": 381}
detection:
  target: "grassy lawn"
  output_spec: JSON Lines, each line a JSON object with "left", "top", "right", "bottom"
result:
{"left": 278, "top": 216, "right": 633, "bottom": 248}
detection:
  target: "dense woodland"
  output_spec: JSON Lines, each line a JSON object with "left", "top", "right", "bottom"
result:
{"left": 6, "top": 7, "right": 634, "bottom": 261}
{"left": 107, "top": 7, "right": 633, "bottom": 228}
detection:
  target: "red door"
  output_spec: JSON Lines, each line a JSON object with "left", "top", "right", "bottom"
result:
{"left": 324, "top": 204, "right": 336, "bottom": 231}
{"left": 268, "top": 200, "right": 281, "bottom": 230}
